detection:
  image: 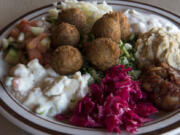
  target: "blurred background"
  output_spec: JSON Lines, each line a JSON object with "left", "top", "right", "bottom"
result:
{"left": 0, "top": 0, "right": 180, "bottom": 29}
{"left": 0, "top": 0, "right": 179, "bottom": 135}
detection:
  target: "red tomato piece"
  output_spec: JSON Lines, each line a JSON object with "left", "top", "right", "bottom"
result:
{"left": 26, "top": 33, "right": 47, "bottom": 50}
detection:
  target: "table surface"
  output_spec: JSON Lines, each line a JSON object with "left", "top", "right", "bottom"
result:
{"left": 0, "top": 0, "right": 179, "bottom": 135}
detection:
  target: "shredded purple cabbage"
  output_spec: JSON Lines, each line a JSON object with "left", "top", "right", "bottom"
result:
{"left": 56, "top": 65, "right": 157, "bottom": 133}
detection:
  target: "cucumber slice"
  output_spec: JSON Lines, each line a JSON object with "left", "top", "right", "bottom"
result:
{"left": 4, "top": 48, "right": 21, "bottom": 65}
{"left": 46, "top": 16, "right": 57, "bottom": 23}
{"left": 30, "top": 27, "right": 44, "bottom": 35}
{"left": 2, "top": 38, "right": 9, "bottom": 50}
{"left": 40, "top": 37, "right": 51, "bottom": 48}
{"left": 48, "top": 9, "right": 59, "bottom": 18}
{"left": 8, "top": 37, "right": 15, "bottom": 43}
{"left": 17, "top": 32, "right": 25, "bottom": 42}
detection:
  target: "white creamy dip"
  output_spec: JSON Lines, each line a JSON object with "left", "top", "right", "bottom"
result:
{"left": 5, "top": 59, "right": 91, "bottom": 116}
{"left": 124, "top": 9, "right": 180, "bottom": 34}
{"left": 135, "top": 28, "right": 180, "bottom": 70}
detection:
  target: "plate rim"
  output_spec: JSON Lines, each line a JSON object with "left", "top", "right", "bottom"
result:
{"left": 0, "top": 0, "right": 180, "bottom": 35}
{"left": 0, "top": 0, "right": 180, "bottom": 135}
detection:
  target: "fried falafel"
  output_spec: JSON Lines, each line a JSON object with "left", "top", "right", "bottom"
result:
{"left": 58, "top": 8, "right": 86, "bottom": 31}
{"left": 91, "top": 12, "right": 121, "bottom": 43}
{"left": 85, "top": 38, "right": 121, "bottom": 71}
{"left": 51, "top": 45, "right": 83, "bottom": 75}
{"left": 51, "top": 22, "right": 80, "bottom": 48}
{"left": 119, "top": 12, "right": 130, "bottom": 40}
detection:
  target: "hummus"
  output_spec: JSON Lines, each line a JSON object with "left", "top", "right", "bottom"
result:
{"left": 135, "top": 28, "right": 180, "bottom": 70}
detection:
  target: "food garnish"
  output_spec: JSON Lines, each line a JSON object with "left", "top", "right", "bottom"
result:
{"left": 1, "top": 1, "right": 180, "bottom": 134}
{"left": 56, "top": 65, "right": 157, "bottom": 133}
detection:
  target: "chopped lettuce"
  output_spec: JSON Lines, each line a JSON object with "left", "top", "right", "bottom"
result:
{"left": 81, "top": 57, "right": 104, "bottom": 83}
{"left": 118, "top": 38, "right": 140, "bottom": 79}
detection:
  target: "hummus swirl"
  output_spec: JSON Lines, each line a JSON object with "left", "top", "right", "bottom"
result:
{"left": 135, "top": 28, "right": 180, "bottom": 70}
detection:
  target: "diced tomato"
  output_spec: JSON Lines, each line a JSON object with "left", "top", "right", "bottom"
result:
{"left": 17, "top": 19, "right": 37, "bottom": 33}
{"left": 9, "top": 28, "right": 20, "bottom": 39}
{"left": 30, "top": 20, "right": 38, "bottom": 26}
{"left": 17, "top": 38, "right": 32, "bottom": 49}
{"left": 28, "top": 49, "right": 43, "bottom": 64}
{"left": 26, "top": 33, "right": 47, "bottom": 50}
{"left": 18, "top": 19, "right": 36, "bottom": 26}
{"left": 37, "top": 43, "right": 48, "bottom": 53}
{"left": 17, "top": 19, "right": 30, "bottom": 33}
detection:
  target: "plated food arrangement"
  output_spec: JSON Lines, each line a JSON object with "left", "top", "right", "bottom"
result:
{"left": 0, "top": 0, "right": 179, "bottom": 134}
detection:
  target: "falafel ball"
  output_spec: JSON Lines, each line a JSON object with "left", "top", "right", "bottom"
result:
{"left": 119, "top": 12, "right": 130, "bottom": 40}
{"left": 58, "top": 8, "right": 86, "bottom": 31}
{"left": 51, "top": 45, "right": 83, "bottom": 75}
{"left": 51, "top": 22, "right": 80, "bottom": 48}
{"left": 85, "top": 38, "right": 120, "bottom": 71}
{"left": 91, "top": 12, "right": 121, "bottom": 43}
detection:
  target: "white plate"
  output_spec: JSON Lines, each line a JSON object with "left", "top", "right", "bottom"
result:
{"left": 0, "top": 0, "right": 179, "bottom": 135}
